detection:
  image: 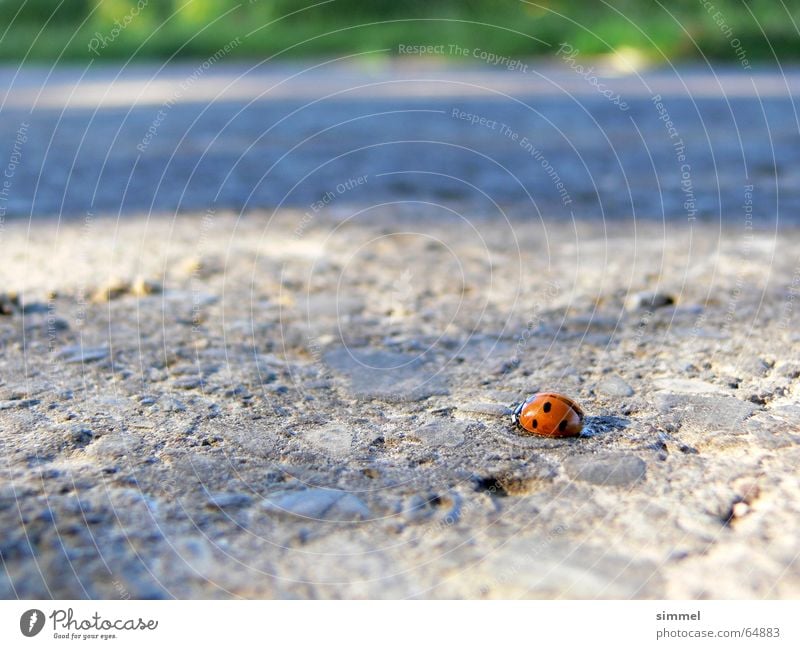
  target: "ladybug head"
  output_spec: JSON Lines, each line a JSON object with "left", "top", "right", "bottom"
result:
{"left": 511, "top": 401, "right": 524, "bottom": 425}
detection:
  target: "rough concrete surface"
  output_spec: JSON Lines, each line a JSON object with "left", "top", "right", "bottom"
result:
{"left": 1, "top": 211, "right": 799, "bottom": 599}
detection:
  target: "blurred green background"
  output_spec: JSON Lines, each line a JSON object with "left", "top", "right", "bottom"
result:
{"left": 0, "top": 0, "right": 797, "bottom": 63}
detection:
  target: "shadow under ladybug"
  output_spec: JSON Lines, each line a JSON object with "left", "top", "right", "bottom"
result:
{"left": 579, "top": 415, "right": 630, "bottom": 438}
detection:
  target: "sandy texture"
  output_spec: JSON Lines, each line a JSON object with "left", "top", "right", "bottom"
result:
{"left": 1, "top": 210, "right": 799, "bottom": 599}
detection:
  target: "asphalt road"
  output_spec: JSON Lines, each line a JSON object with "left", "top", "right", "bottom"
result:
{"left": 0, "top": 60, "right": 798, "bottom": 223}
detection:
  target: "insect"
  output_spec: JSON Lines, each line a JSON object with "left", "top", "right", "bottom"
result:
{"left": 512, "top": 392, "right": 584, "bottom": 437}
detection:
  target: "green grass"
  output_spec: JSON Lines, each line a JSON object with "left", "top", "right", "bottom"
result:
{"left": 0, "top": 0, "right": 798, "bottom": 64}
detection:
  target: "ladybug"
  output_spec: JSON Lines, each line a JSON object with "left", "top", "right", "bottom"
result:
{"left": 511, "top": 393, "right": 584, "bottom": 437}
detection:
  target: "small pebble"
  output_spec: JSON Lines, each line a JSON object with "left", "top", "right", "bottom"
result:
{"left": 415, "top": 421, "right": 469, "bottom": 447}
{"left": 0, "top": 291, "right": 20, "bottom": 315}
{"left": 0, "top": 399, "right": 40, "bottom": 410}
{"left": 625, "top": 291, "right": 675, "bottom": 311}
{"left": 596, "top": 375, "right": 635, "bottom": 397}
{"left": 70, "top": 426, "right": 94, "bottom": 445}
{"left": 90, "top": 278, "right": 130, "bottom": 303}
{"left": 159, "top": 396, "right": 187, "bottom": 412}
{"left": 131, "top": 277, "right": 162, "bottom": 297}
{"left": 172, "top": 377, "right": 204, "bottom": 390}
{"left": 731, "top": 502, "right": 750, "bottom": 519}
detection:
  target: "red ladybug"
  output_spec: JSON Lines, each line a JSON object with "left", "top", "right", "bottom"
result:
{"left": 512, "top": 393, "right": 584, "bottom": 437}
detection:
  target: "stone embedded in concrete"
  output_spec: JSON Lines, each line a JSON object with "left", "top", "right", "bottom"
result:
{"left": 596, "top": 375, "right": 635, "bottom": 397}
{"left": 261, "top": 488, "right": 371, "bottom": 521}
{"left": 564, "top": 454, "right": 647, "bottom": 487}
{"left": 323, "top": 346, "right": 449, "bottom": 402}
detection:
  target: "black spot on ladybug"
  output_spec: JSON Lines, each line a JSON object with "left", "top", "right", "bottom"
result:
{"left": 559, "top": 420, "right": 568, "bottom": 432}
{"left": 532, "top": 419, "right": 538, "bottom": 429}
{"left": 543, "top": 402, "right": 552, "bottom": 413}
